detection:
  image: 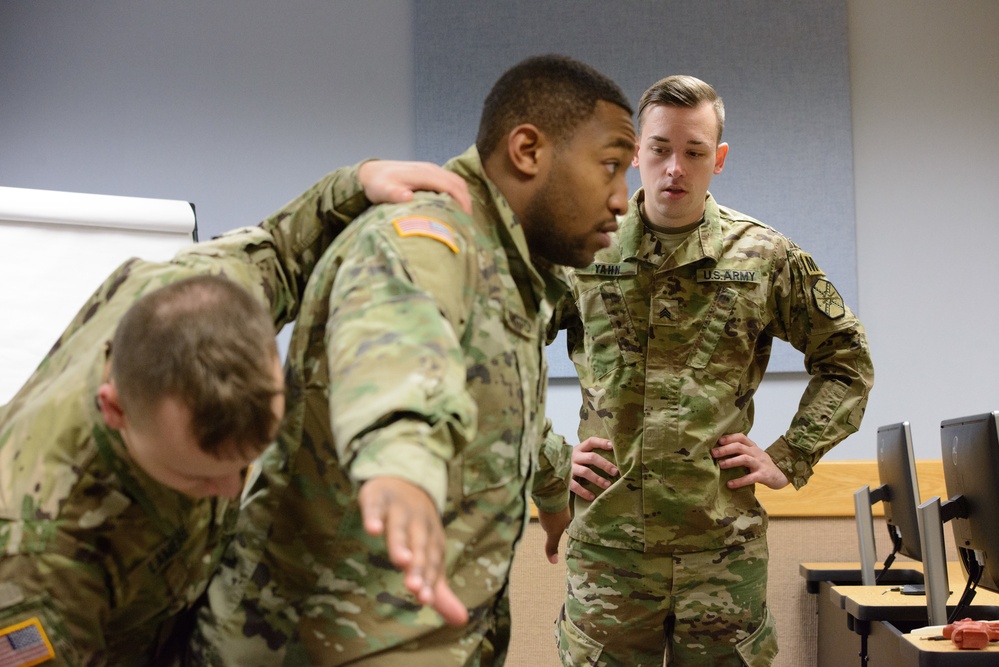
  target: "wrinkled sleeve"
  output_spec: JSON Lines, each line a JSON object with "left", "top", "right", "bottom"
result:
{"left": 173, "top": 162, "right": 372, "bottom": 330}
{"left": 324, "top": 202, "right": 479, "bottom": 513}
{"left": 765, "top": 244, "right": 875, "bottom": 489}
{"left": 530, "top": 293, "right": 581, "bottom": 512}
{"left": 531, "top": 419, "right": 573, "bottom": 513}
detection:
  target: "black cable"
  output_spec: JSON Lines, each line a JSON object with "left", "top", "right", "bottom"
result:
{"left": 875, "top": 525, "right": 903, "bottom": 584}
{"left": 947, "top": 547, "right": 982, "bottom": 624}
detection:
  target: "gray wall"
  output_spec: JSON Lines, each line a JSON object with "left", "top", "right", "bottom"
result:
{"left": 0, "top": 1, "right": 415, "bottom": 233}
{"left": 2, "top": 0, "right": 998, "bottom": 461}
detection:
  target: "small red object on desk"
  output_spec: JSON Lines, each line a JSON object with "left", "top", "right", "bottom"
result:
{"left": 942, "top": 618, "right": 999, "bottom": 650}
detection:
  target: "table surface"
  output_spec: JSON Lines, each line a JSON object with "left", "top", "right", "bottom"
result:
{"left": 901, "top": 628, "right": 999, "bottom": 666}
{"left": 830, "top": 562, "right": 999, "bottom": 622}
{"left": 808, "top": 561, "right": 999, "bottom": 662}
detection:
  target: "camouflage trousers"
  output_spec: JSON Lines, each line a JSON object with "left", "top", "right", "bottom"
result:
{"left": 555, "top": 537, "right": 777, "bottom": 667}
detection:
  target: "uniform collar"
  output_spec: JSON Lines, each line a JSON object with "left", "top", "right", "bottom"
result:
{"left": 612, "top": 189, "right": 725, "bottom": 270}
{"left": 445, "top": 146, "right": 570, "bottom": 317}
{"left": 89, "top": 356, "right": 207, "bottom": 532}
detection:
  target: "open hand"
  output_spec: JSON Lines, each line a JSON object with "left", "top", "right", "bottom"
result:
{"left": 358, "top": 477, "right": 469, "bottom": 626}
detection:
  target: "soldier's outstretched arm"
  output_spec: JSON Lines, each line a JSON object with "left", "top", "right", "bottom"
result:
{"left": 358, "top": 476, "right": 469, "bottom": 627}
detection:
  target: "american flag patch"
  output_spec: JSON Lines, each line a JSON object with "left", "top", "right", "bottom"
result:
{"left": 0, "top": 618, "right": 55, "bottom": 666}
{"left": 392, "top": 217, "right": 459, "bottom": 253}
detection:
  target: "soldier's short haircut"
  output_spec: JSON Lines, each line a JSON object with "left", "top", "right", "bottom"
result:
{"left": 475, "top": 54, "right": 633, "bottom": 161}
{"left": 638, "top": 75, "right": 726, "bottom": 143}
{"left": 110, "top": 275, "right": 280, "bottom": 458}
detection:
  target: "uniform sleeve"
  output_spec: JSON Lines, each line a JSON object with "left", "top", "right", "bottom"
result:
{"left": 324, "top": 199, "right": 479, "bottom": 513}
{"left": 173, "top": 162, "right": 373, "bottom": 330}
{"left": 765, "top": 245, "right": 875, "bottom": 489}
{"left": 0, "top": 545, "right": 111, "bottom": 666}
{"left": 530, "top": 295, "right": 581, "bottom": 512}
{"left": 530, "top": 419, "right": 573, "bottom": 513}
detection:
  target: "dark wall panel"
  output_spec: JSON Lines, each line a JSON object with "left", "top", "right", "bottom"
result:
{"left": 413, "top": 0, "right": 855, "bottom": 374}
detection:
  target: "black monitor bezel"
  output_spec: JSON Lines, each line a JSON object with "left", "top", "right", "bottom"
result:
{"left": 940, "top": 411, "right": 999, "bottom": 594}
{"left": 877, "top": 421, "right": 923, "bottom": 561}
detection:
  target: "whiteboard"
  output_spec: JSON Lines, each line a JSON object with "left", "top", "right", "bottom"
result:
{"left": 0, "top": 186, "right": 197, "bottom": 404}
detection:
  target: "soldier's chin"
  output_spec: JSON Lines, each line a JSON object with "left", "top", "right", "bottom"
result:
{"left": 565, "top": 251, "right": 596, "bottom": 269}
{"left": 534, "top": 240, "right": 593, "bottom": 268}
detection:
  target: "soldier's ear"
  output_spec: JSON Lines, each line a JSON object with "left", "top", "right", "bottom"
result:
{"left": 506, "top": 123, "right": 549, "bottom": 178}
{"left": 97, "top": 383, "right": 125, "bottom": 430}
{"left": 714, "top": 142, "right": 729, "bottom": 175}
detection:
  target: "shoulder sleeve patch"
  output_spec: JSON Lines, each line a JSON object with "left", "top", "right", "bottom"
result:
{"left": 0, "top": 617, "right": 56, "bottom": 665}
{"left": 812, "top": 278, "right": 846, "bottom": 319}
{"left": 392, "top": 216, "right": 459, "bottom": 253}
{"left": 796, "top": 251, "right": 825, "bottom": 277}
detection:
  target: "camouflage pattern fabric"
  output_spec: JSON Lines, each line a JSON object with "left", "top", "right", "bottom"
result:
{"left": 557, "top": 537, "right": 775, "bottom": 667}
{"left": 549, "top": 189, "right": 874, "bottom": 665}
{"left": 0, "top": 164, "right": 372, "bottom": 667}
{"left": 189, "top": 147, "right": 572, "bottom": 666}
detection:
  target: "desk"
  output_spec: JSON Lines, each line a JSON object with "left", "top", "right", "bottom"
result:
{"left": 829, "top": 562, "right": 999, "bottom": 666}
{"left": 801, "top": 562, "right": 925, "bottom": 667}
{"left": 899, "top": 626, "right": 999, "bottom": 665}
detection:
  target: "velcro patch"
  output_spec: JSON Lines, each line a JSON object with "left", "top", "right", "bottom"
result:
{"left": 812, "top": 278, "right": 845, "bottom": 319}
{"left": 0, "top": 617, "right": 56, "bottom": 666}
{"left": 798, "top": 252, "right": 825, "bottom": 277}
{"left": 392, "top": 217, "right": 458, "bottom": 253}
{"left": 696, "top": 268, "right": 760, "bottom": 283}
{"left": 574, "top": 262, "right": 638, "bottom": 277}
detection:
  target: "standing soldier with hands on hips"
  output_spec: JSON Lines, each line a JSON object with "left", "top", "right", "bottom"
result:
{"left": 542, "top": 75, "right": 874, "bottom": 667}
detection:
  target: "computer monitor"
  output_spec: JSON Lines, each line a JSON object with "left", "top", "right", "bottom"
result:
{"left": 854, "top": 422, "right": 922, "bottom": 586}
{"left": 919, "top": 411, "right": 999, "bottom": 626}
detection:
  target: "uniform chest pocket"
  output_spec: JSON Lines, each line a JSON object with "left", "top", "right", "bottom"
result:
{"left": 460, "top": 314, "right": 530, "bottom": 497}
{"left": 686, "top": 285, "right": 765, "bottom": 388}
{"left": 577, "top": 282, "right": 643, "bottom": 379}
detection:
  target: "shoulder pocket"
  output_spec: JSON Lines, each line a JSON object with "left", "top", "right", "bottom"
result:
{"left": 0, "top": 591, "right": 78, "bottom": 666}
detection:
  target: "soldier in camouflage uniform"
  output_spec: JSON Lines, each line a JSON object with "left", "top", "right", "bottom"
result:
{"left": 0, "top": 160, "right": 471, "bottom": 667}
{"left": 188, "top": 54, "right": 637, "bottom": 666}
{"left": 541, "top": 76, "right": 875, "bottom": 666}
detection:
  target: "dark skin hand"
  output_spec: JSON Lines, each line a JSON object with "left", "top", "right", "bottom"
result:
{"left": 358, "top": 476, "right": 469, "bottom": 626}
{"left": 538, "top": 506, "right": 571, "bottom": 565}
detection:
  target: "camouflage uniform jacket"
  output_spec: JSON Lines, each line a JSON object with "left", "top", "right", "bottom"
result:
{"left": 0, "top": 165, "right": 373, "bottom": 666}
{"left": 551, "top": 190, "right": 874, "bottom": 554}
{"left": 202, "top": 147, "right": 573, "bottom": 665}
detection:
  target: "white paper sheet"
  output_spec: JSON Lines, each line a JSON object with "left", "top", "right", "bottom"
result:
{"left": 0, "top": 186, "right": 196, "bottom": 404}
